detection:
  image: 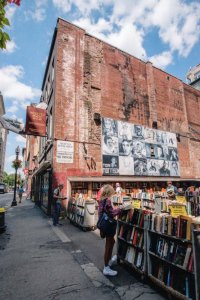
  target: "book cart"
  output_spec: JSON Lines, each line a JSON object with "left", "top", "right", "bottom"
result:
{"left": 116, "top": 193, "right": 200, "bottom": 300}
{"left": 67, "top": 197, "right": 96, "bottom": 231}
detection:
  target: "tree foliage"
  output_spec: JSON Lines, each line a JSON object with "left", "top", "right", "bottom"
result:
{"left": 3, "top": 172, "right": 15, "bottom": 186}
{"left": 0, "top": 0, "right": 10, "bottom": 50}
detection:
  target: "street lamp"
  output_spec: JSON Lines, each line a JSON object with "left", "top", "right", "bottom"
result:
{"left": 11, "top": 146, "right": 20, "bottom": 207}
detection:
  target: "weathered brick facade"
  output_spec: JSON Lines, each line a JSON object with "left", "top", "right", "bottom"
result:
{"left": 36, "top": 18, "right": 200, "bottom": 201}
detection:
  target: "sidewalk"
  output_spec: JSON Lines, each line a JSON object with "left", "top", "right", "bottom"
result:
{"left": 0, "top": 199, "right": 166, "bottom": 300}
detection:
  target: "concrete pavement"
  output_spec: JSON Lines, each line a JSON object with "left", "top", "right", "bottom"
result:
{"left": 0, "top": 198, "right": 166, "bottom": 300}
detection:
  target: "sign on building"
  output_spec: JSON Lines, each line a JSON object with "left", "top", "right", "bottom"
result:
{"left": 102, "top": 117, "right": 179, "bottom": 176}
{"left": 25, "top": 106, "right": 47, "bottom": 136}
{"left": 56, "top": 141, "right": 74, "bottom": 163}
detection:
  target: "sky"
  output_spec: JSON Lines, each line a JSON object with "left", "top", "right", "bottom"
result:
{"left": 0, "top": 0, "right": 200, "bottom": 174}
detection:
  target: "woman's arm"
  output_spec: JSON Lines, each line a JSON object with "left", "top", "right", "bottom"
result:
{"left": 105, "top": 199, "right": 122, "bottom": 218}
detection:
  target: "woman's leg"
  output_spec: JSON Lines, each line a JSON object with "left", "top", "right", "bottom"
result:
{"left": 104, "top": 236, "right": 115, "bottom": 266}
{"left": 53, "top": 203, "right": 58, "bottom": 225}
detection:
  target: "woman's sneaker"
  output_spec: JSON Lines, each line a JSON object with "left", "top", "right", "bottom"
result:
{"left": 103, "top": 266, "right": 118, "bottom": 276}
{"left": 108, "top": 254, "right": 117, "bottom": 267}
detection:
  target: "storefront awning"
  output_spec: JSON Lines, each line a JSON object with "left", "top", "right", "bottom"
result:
{"left": 67, "top": 176, "right": 200, "bottom": 182}
{"left": 32, "top": 161, "right": 51, "bottom": 177}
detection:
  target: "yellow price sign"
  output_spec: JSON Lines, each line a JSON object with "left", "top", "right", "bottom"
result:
{"left": 176, "top": 196, "right": 187, "bottom": 204}
{"left": 132, "top": 200, "right": 141, "bottom": 209}
{"left": 168, "top": 204, "right": 188, "bottom": 217}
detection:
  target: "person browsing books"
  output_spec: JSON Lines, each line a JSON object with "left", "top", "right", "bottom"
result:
{"left": 166, "top": 181, "right": 178, "bottom": 198}
{"left": 98, "top": 184, "right": 126, "bottom": 276}
{"left": 53, "top": 183, "right": 67, "bottom": 226}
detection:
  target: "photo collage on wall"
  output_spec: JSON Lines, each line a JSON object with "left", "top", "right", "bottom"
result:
{"left": 102, "top": 117, "right": 180, "bottom": 177}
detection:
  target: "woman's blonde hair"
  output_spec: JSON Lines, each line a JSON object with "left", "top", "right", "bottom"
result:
{"left": 100, "top": 184, "right": 115, "bottom": 200}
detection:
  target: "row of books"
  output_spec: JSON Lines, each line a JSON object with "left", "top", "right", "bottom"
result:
{"left": 121, "top": 208, "right": 151, "bottom": 228}
{"left": 149, "top": 213, "right": 200, "bottom": 240}
{"left": 118, "top": 241, "right": 144, "bottom": 270}
{"left": 150, "top": 236, "right": 193, "bottom": 272}
{"left": 118, "top": 225, "right": 144, "bottom": 249}
{"left": 151, "top": 262, "right": 195, "bottom": 298}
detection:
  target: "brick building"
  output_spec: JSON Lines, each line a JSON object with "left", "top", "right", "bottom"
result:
{"left": 29, "top": 18, "right": 200, "bottom": 215}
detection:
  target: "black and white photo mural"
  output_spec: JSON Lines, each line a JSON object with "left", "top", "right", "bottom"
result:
{"left": 102, "top": 117, "right": 180, "bottom": 176}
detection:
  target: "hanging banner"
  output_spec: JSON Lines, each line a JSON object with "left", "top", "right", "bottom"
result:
{"left": 56, "top": 141, "right": 74, "bottom": 163}
{"left": 25, "top": 106, "right": 46, "bottom": 136}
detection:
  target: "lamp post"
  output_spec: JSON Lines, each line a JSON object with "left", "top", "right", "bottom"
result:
{"left": 11, "top": 146, "right": 20, "bottom": 207}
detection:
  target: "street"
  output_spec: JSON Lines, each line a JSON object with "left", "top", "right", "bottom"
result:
{"left": 0, "top": 192, "right": 14, "bottom": 209}
{"left": 0, "top": 197, "right": 166, "bottom": 300}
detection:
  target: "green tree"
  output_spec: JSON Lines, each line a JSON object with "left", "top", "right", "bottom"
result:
{"left": 3, "top": 172, "right": 15, "bottom": 187}
{"left": 0, "top": 0, "right": 21, "bottom": 50}
{"left": 0, "top": 0, "right": 10, "bottom": 50}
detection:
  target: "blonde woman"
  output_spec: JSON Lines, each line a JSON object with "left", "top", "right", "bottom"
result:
{"left": 98, "top": 184, "right": 123, "bottom": 276}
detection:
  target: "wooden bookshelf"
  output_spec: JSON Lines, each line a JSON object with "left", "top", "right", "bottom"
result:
{"left": 117, "top": 209, "right": 149, "bottom": 276}
{"left": 116, "top": 208, "right": 199, "bottom": 299}
{"left": 71, "top": 182, "right": 89, "bottom": 197}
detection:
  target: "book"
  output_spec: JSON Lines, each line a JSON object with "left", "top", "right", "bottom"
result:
{"left": 157, "top": 264, "right": 164, "bottom": 282}
{"left": 167, "top": 215, "right": 172, "bottom": 235}
{"left": 129, "top": 227, "right": 135, "bottom": 242}
{"left": 183, "top": 246, "right": 192, "bottom": 270}
{"left": 171, "top": 217, "right": 177, "bottom": 236}
{"left": 138, "top": 232, "right": 144, "bottom": 248}
{"left": 132, "top": 230, "right": 138, "bottom": 246}
{"left": 173, "top": 245, "right": 187, "bottom": 266}
{"left": 156, "top": 215, "right": 162, "bottom": 232}
{"left": 125, "top": 246, "right": 135, "bottom": 263}
{"left": 180, "top": 216, "right": 192, "bottom": 240}
{"left": 135, "top": 251, "right": 143, "bottom": 268}
{"left": 187, "top": 253, "right": 193, "bottom": 273}
{"left": 167, "top": 241, "right": 175, "bottom": 262}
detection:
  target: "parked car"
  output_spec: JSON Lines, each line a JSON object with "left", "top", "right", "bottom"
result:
{"left": 0, "top": 183, "right": 8, "bottom": 194}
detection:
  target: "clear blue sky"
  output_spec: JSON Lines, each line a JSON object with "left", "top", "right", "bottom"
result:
{"left": 0, "top": 0, "right": 200, "bottom": 173}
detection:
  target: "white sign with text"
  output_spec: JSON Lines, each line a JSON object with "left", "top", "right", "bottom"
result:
{"left": 56, "top": 141, "right": 74, "bottom": 163}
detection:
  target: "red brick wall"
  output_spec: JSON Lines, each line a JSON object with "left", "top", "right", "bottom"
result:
{"left": 52, "top": 19, "right": 200, "bottom": 181}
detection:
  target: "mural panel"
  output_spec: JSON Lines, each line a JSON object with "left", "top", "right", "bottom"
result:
{"left": 102, "top": 117, "right": 179, "bottom": 177}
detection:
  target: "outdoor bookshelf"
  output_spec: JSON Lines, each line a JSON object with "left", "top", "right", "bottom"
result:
{"left": 116, "top": 208, "right": 199, "bottom": 300}
{"left": 117, "top": 209, "right": 149, "bottom": 277}
{"left": 147, "top": 229, "right": 195, "bottom": 299}
{"left": 71, "top": 182, "right": 89, "bottom": 197}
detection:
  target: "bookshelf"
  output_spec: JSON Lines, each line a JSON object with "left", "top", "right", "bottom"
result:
{"left": 67, "top": 198, "right": 96, "bottom": 231}
{"left": 124, "top": 182, "right": 137, "bottom": 195}
{"left": 147, "top": 229, "right": 195, "bottom": 299}
{"left": 186, "top": 190, "right": 200, "bottom": 217}
{"left": 192, "top": 230, "right": 200, "bottom": 300}
{"left": 116, "top": 208, "right": 199, "bottom": 299}
{"left": 71, "top": 182, "right": 89, "bottom": 197}
{"left": 117, "top": 208, "right": 149, "bottom": 277}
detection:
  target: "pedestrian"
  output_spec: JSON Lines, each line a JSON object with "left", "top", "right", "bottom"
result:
{"left": 115, "top": 182, "right": 122, "bottom": 195}
{"left": 166, "top": 181, "right": 178, "bottom": 198}
{"left": 98, "top": 184, "right": 123, "bottom": 276}
{"left": 53, "top": 183, "right": 67, "bottom": 226}
{"left": 18, "top": 185, "right": 24, "bottom": 203}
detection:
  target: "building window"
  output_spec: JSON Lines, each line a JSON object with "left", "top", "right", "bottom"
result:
{"left": 47, "top": 75, "right": 50, "bottom": 96}
{"left": 52, "top": 59, "right": 54, "bottom": 82}
{"left": 45, "top": 87, "right": 48, "bottom": 102}
{"left": 48, "top": 108, "right": 53, "bottom": 138}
